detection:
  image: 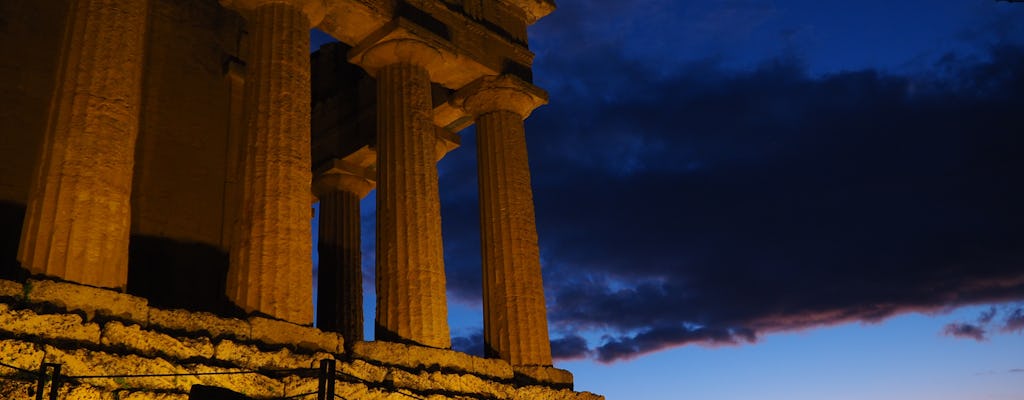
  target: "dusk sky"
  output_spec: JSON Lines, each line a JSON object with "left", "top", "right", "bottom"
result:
{"left": 311, "top": 1, "right": 1024, "bottom": 398}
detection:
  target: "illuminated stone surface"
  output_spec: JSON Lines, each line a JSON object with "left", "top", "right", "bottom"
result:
{"left": 222, "top": 0, "right": 320, "bottom": 324}
{"left": 0, "top": 279, "right": 602, "bottom": 399}
{"left": 18, "top": 0, "right": 149, "bottom": 289}
{"left": 453, "top": 75, "right": 553, "bottom": 366}
{"left": 0, "top": 0, "right": 600, "bottom": 396}
{"left": 352, "top": 38, "right": 451, "bottom": 348}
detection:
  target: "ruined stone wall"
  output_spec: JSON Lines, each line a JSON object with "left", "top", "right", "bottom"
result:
{"left": 0, "top": 278, "right": 601, "bottom": 400}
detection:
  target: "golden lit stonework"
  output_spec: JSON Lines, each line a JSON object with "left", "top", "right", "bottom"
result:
{"left": 0, "top": 0, "right": 600, "bottom": 398}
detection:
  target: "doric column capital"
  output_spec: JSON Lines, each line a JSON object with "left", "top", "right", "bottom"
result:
{"left": 313, "top": 158, "right": 375, "bottom": 199}
{"left": 314, "top": 172, "right": 374, "bottom": 199}
{"left": 219, "top": 0, "right": 326, "bottom": 26}
{"left": 350, "top": 38, "right": 448, "bottom": 77}
{"left": 452, "top": 75, "right": 548, "bottom": 119}
{"left": 502, "top": 0, "right": 557, "bottom": 24}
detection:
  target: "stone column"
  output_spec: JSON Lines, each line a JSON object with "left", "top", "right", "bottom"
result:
{"left": 350, "top": 39, "right": 451, "bottom": 348}
{"left": 454, "top": 75, "right": 552, "bottom": 366}
{"left": 18, "top": 0, "right": 150, "bottom": 289}
{"left": 313, "top": 168, "right": 373, "bottom": 342}
{"left": 221, "top": 0, "right": 325, "bottom": 324}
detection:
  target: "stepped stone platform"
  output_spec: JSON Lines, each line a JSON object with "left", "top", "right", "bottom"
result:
{"left": 0, "top": 279, "right": 601, "bottom": 400}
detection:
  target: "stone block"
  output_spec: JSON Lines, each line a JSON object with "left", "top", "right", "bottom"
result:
{"left": 514, "top": 365, "right": 574, "bottom": 387}
{"left": 282, "top": 375, "right": 320, "bottom": 398}
{"left": 26, "top": 279, "right": 148, "bottom": 322}
{"left": 188, "top": 364, "right": 283, "bottom": 398}
{"left": 387, "top": 369, "right": 505, "bottom": 398}
{"left": 512, "top": 386, "right": 605, "bottom": 400}
{"left": 351, "top": 341, "right": 514, "bottom": 380}
{"left": 337, "top": 359, "right": 389, "bottom": 384}
{"left": 249, "top": 316, "right": 343, "bottom": 353}
{"left": 0, "top": 279, "right": 23, "bottom": 299}
{"left": 213, "top": 339, "right": 329, "bottom": 371}
{"left": 117, "top": 391, "right": 190, "bottom": 400}
{"left": 101, "top": 321, "right": 215, "bottom": 360}
{"left": 43, "top": 345, "right": 195, "bottom": 392}
{"left": 147, "top": 307, "right": 249, "bottom": 340}
{"left": 0, "top": 305, "right": 101, "bottom": 343}
{"left": 0, "top": 339, "right": 46, "bottom": 373}
{"left": 0, "top": 380, "right": 35, "bottom": 400}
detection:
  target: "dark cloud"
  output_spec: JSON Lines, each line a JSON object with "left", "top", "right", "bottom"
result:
{"left": 451, "top": 330, "right": 484, "bottom": 358}
{"left": 939, "top": 305, "right": 1023, "bottom": 342}
{"left": 1002, "top": 308, "right": 1024, "bottom": 333}
{"left": 595, "top": 325, "right": 756, "bottom": 363}
{"left": 943, "top": 323, "right": 988, "bottom": 342}
{"left": 435, "top": 10, "right": 1024, "bottom": 363}
{"left": 550, "top": 334, "right": 591, "bottom": 361}
{"left": 978, "top": 307, "right": 998, "bottom": 324}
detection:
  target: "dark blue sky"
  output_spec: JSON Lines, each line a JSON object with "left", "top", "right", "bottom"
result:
{"left": 433, "top": 0, "right": 1024, "bottom": 360}
{"left": 313, "top": 1, "right": 1024, "bottom": 397}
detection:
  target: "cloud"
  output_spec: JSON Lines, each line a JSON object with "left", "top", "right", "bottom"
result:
{"left": 437, "top": 14, "right": 1024, "bottom": 362}
{"left": 1002, "top": 308, "right": 1024, "bottom": 333}
{"left": 550, "top": 334, "right": 591, "bottom": 361}
{"left": 978, "top": 307, "right": 998, "bottom": 324}
{"left": 595, "top": 325, "right": 756, "bottom": 363}
{"left": 451, "top": 330, "right": 484, "bottom": 358}
{"left": 939, "top": 305, "right": 1024, "bottom": 342}
{"left": 943, "top": 323, "right": 987, "bottom": 341}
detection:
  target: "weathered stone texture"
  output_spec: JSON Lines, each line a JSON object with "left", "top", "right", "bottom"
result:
{"left": 351, "top": 340, "right": 514, "bottom": 380}
{"left": 146, "top": 307, "right": 249, "bottom": 340}
{"left": 0, "top": 279, "right": 22, "bottom": 298}
{"left": 101, "top": 321, "right": 215, "bottom": 360}
{"left": 212, "top": 339, "right": 329, "bottom": 370}
{"left": 456, "top": 76, "right": 553, "bottom": 366}
{"left": 18, "top": 0, "right": 150, "bottom": 289}
{"left": 0, "top": 304, "right": 101, "bottom": 343}
{"left": 514, "top": 365, "right": 574, "bottom": 386}
{"left": 226, "top": 1, "right": 315, "bottom": 324}
{"left": 0, "top": 295, "right": 603, "bottom": 400}
{"left": 249, "top": 315, "right": 344, "bottom": 353}
{"left": 26, "top": 279, "right": 149, "bottom": 322}
{"left": 0, "top": 338, "right": 46, "bottom": 372}
{"left": 365, "top": 42, "right": 451, "bottom": 348}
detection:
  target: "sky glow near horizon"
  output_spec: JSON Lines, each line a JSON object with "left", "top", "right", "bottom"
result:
{"left": 310, "top": 1, "right": 1024, "bottom": 398}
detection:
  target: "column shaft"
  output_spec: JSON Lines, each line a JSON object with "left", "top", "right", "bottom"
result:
{"left": 317, "top": 189, "right": 363, "bottom": 341}
{"left": 375, "top": 63, "right": 450, "bottom": 348}
{"left": 18, "top": 0, "right": 149, "bottom": 289}
{"left": 227, "top": 2, "right": 313, "bottom": 324}
{"left": 477, "top": 110, "right": 552, "bottom": 365}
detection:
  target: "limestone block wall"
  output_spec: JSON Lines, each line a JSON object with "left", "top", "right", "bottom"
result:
{"left": 0, "top": 279, "right": 602, "bottom": 400}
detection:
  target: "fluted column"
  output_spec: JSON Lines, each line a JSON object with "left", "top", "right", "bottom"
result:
{"left": 350, "top": 39, "right": 451, "bottom": 348}
{"left": 314, "top": 169, "right": 373, "bottom": 342}
{"left": 18, "top": 0, "right": 150, "bottom": 289}
{"left": 221, "top": 0, "right": 325, "bottom": 324}
{"left": 454, "top": 75, "right": 552, "bottom": 365}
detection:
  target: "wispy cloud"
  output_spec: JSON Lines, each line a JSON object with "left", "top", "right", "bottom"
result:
{"left": 943, "top": 323, "right": 987, "bottom": 342}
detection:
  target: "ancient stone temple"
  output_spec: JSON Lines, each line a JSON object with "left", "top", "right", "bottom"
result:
{"left": 0, "top": 0, "right": 602, "bottom": 399}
